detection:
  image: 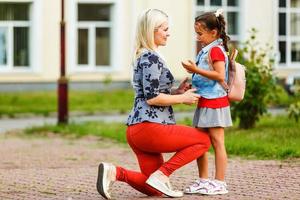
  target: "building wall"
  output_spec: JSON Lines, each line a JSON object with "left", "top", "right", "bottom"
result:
{"left": 0, "top": 0, "right": 299, "bottom": 84}
{"left": 66, "top": 0, "right": 134, "bottom": 82}
{"left": 42, "top": 0, "right": 60, "bottom": 81}
{"left": 242, "top": 0, "right": 275, "bottom": 43}
{"left": 243, "top": 0, "right": 300, "bottom": 77}
{"left": 67, "top": 0, "right": 196, "bottom": 82}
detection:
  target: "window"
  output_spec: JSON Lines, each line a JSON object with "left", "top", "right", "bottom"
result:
{"left": 77, "top": 3, "right": 112, "bottom": 68}
{"left": 0, "top": 28, "right": 7, "bottom": 65}
{"left": 0, "top": 3, "right": 30, "bottom": 69}
{"left": 278, "top": 0, "right": 300, "bottom": 65}
{"left": 195, "top": 0, "right": 241, "bottom": 52}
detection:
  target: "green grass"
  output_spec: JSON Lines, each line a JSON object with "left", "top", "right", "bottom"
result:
{"left": 25, "top": 115, "right": 300, "bottom": 160}
{"left": 25, "top": 121, "right": 128, "bottom": 143}
{"left": 225, "top": 115, "right": 300, "bottom": 159}
{"left": 1, "top": 87, "right": 299, "bottom": 118}
{"left": 0, "top": 91, "right": 56, "bottom": 117}
{"left": 0, "top": 90, "right": 194, "bottom": 117}
{"left": 0, "top": 90, "right": 134, "bottom": 117}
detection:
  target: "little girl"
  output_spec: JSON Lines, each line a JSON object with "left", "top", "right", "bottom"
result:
{"left": 181, "top": 9, "right": 232, "bottom": 195}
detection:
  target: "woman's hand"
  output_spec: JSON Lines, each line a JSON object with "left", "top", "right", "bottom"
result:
{"left": 181, "top": 88, "right": 200, "bottom": 105}
{"left": 181, "top": 60, "right": 198, "bottom": 74}
{"left": 174, "top": 77, "right": 192, "bottom": 94}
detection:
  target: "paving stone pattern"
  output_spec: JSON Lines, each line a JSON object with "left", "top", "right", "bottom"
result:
{"left": 0, "top": 135, "right": 299, "bottom": 200}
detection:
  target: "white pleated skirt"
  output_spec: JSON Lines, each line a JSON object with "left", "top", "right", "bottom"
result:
{"left": 193, "top": 106, "right": 232, "bottom": 128}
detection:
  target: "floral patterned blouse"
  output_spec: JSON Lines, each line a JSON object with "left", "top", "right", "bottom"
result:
{"left": 126, "top": 50, "right": 176, "bottom": 125}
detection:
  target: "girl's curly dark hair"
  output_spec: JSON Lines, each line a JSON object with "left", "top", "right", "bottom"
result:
{"left": 195, "top": 11, "right": 230, "bottom": 51}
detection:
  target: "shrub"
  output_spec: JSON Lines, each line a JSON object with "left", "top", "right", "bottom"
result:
{"left": 288, "top": 81, "right": 300, "bottom": 122}
{"left": 266, "top": 84, "right": 290, "bottom": 107}
{"left": 231, "top": 28, "right": 276, "bottom": 129}
{"left": 288, "top": 101, "right": 300, "bottom": 122}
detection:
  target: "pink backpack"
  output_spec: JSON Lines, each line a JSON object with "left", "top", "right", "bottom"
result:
{"left": 209, "top": 47, "right": 246, "bottom": 102}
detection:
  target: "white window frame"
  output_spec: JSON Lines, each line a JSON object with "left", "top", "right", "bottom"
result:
{"left": 276, "top": 0, "right": 300, "bottom": 68}
{"left": 67, "top": 0, "right": 123, "bottom": 74}
{"left": 77, "top": 21, "right": 112, "bottom": 68}
{"left": 0, "top": 22, "right": 30, "bottom": 70}
{"left": 0, "top": 0, "right": 41, "bottom": 73}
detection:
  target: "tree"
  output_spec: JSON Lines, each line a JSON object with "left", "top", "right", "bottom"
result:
{"left": 231, "top": 28, "right": 276, "bottom": 129}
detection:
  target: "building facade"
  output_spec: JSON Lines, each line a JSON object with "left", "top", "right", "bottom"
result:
{"left": 0, "top": 0, "right": 299, "bottom": 88}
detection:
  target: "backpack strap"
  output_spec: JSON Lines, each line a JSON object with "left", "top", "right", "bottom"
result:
{"left": 207, "top": 45, "right": 230, "bottom": 92}
{"left": 230, "top": 48, "right": 238, "bottom": 60}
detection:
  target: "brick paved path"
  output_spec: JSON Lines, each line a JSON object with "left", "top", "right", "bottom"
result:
{"left": 0, "top": 134, "right": 299, "bottom": 200}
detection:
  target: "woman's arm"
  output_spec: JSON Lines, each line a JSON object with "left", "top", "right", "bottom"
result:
{"left": 147, "top": 88, "right": 200, "bottom": 106}
{"left": 140, "top": 52, "right": 199, "bottom": 106}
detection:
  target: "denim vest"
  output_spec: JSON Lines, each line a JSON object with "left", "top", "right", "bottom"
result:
{"left": 192, "top": 39, "right": 229, "bottom": 99}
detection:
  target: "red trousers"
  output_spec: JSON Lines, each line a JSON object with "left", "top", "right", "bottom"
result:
{"left": 116, "top": 122, "right": 210, "bottom": 196}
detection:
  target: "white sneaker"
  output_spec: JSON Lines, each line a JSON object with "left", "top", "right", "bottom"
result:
{"left": 146, "top": 170, "right": 183, "bottom": 198}
{"left": 184, "top": 178, "right": 211, "bottom": 194}
{"left": 198, "top": 179, "right": 228, "bottom": 195}
{"left": 96, "top": 162, "right": 116, "bottom": 199}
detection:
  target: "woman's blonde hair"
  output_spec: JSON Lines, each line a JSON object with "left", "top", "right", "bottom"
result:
{"left": 133, "top": 9, "right": 168, "bottom": 61}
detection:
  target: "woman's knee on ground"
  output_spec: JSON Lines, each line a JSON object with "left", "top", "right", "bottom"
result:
{"left": 194, "top": 127, "right": 211, "bottom": 148}
{"left": 196, "top": 135, "right": 211, "bottom": 151}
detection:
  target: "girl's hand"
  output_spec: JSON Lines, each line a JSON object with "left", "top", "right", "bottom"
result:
{"left": 175, "top": 77, "right": 192, "bottom": 94}
{"left": 181, "top": 88, "right": 200, "bottom": 105}
{"left": 181, "top": 60, "right": 198, "bottom": 74}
